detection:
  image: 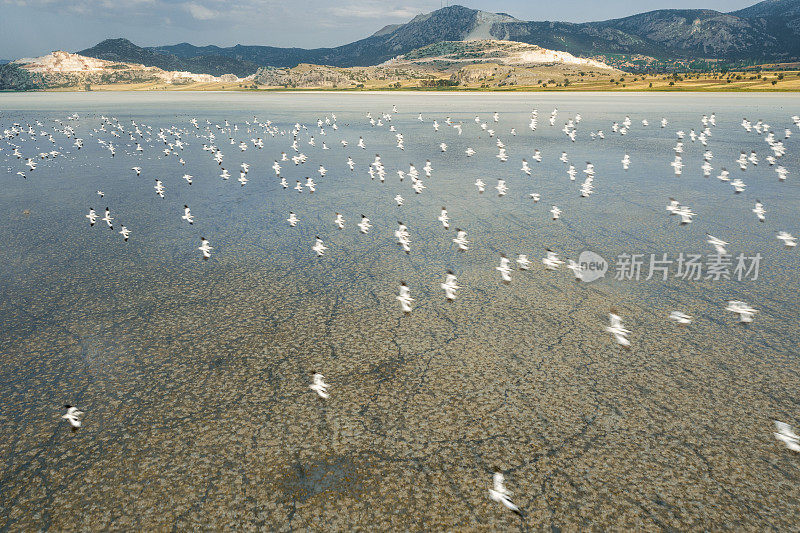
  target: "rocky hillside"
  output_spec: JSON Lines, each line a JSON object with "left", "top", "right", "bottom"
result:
{"left": 253, "top": 64, "right": 357, "bottom": 88}
{"left": 248, "top": 41, "right": 620, "bottom": 89}
{"left": 0, "top": 51, "right": 244, "bottom": 90}
{"left": 585, "top": 7, "right": 799, "bottom": 60}
{"left": 251, "top": 63, "right": 437, "bottom": 89}
{"left": 391, "top": 40, "right": 616, "bottom": 70}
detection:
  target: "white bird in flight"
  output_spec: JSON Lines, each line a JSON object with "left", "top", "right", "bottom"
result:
{"left": 395, "top": 222, "right": 411, "bottom": 253}
{"left": 198, "top": 237, "right": 212, "bottom": 260}
{"left": 567, "top": 166, "right": 577, "bottom": 180}
{"left": 774, "top": 421, "right": 800, "bottom": 452}
{"left": 542, "top": 250, "right": 564, "bottom": 270}
{"left": 725, "top": 300, "right": 757, "bottom": 323}
{"left": 453, "top": 229, "right": 469, "bottom": 251}
{"left": 62, "top": 405, "right": 84, "bottom": 429}
{"left": 496, "top": 255, "right": 513, "bottom": 283}
{"left": 706, "top": 234, "right": 728, "bottom": 255}
{"left": 752, "top": 201, "right": 766, "bottom": 222}
{"left": 567, "top": 260, "right": 583, "bottom": 280}
{"left": 441, "top": 271, "right": 460, "bottom": 300}
{"left": 312, "top": 236, "right": 327, "bottom": 256}
{"left": 309, "top": 372, "right": 330, "bottom": 399}
{"left": 358, "top": 215, "right": 372, "bottom": 234}
{"left": 605, "top": 312, "right": 631, "bottom": 347}
{"left": 676, "top": 206, "right": 695, "bottom": 225}
{"left": 182, "top": 205, "right": 194, "bottom": 225}
{"left": 396, "top": 282, "right": 413, "bottom": 313}
{"left": 671, "top": 155, "right": 684, "bottom": 176}
{"left": 86, "top": 208, "right": 98, "bottom": 226}
{"left": 731, "top": 178, "right": 746, "bottom": 193}
{"left": 438, "top": 207, "right": 450, "bottom": 229}
{"left": 669, "top": 311, "right": 692, "bottom": 326}
{"left": 666, "top": 198, "right": 680, "bottom": 215}
{"left": 102, "top": 207, "right": 114, "bottom": 230}
{"left": 489, "top": 472, "right": 520, "bottom": 513}
{"left": 777, "top": 231, "right": 797, "bottom": 247}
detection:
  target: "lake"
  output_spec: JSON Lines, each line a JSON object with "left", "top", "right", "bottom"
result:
{"left": 1, "top": 91, "right": 798, "bottom": 530}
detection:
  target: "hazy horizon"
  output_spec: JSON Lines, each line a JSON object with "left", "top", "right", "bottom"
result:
{"left": 0, "top": 0, "right": 758, "bottom": 59}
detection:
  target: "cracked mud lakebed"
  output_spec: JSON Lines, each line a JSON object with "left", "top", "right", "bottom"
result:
{"left": 1, "top": 92, "right": 799, "bottom": 530}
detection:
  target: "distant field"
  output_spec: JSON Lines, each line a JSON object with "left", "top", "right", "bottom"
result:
{"left": 29, "top": 70, "right": 800, "bottom": 92}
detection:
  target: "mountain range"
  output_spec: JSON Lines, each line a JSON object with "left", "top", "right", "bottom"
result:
{"left": 69, "top": 0, "right": 800, "bottom": 76}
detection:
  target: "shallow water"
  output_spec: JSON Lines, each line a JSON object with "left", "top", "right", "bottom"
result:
{"left": 1, "top": 92, "right": 799, "bottom": 530}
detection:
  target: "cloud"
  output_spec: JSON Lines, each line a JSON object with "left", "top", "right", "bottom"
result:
{"left": 3, "top": 0, "right": 157, "bottom": 15}
{"left": 183, "top": 2, "right": 217, "bottom": 20}
{"left": 328, "top": 3, "right": 422, "bottom": 20}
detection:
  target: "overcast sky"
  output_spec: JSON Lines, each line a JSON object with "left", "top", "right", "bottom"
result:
{"left": 0, "top": 0, "right": 759, "bottom": 59}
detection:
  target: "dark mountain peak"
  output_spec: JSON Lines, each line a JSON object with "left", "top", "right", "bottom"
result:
{"left": 96, "top": 37, "right": 135, "bottom": 46}
{"left": 79, "top": 38, "right": 259, "bottom": 77}
{"left": 416, "top": 4, "right": 519, "bottom": 23}
{"left": 429, "top": 4, "right": 477, "bottom": 15}
{"left": 79, "top": 38, "right": 144, "bottom": 61}
{"left": 598, "top": 8, "right": 725, "bottom": 25}
{"left": 84, "top": 38, "right": 139, "bottom": 53}
{"left": 376, "top": 4, "right": 522, "bottom": 48}
{"left": 409, "top": 5, "right": 471, "bottom": 17}
{"left": 732, "top": 0, "right": 800, "bottom": 17}
{"left": 403, "top": 4, "right": 477, "bottom": 25}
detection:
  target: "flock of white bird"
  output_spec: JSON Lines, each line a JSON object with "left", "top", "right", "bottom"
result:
{"left": 3, "top": 103, "right": 800, "bottom": 513}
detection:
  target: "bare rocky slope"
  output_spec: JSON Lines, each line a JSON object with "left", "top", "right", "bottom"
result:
{"left": 0, "top": 51, "right": 244, "bottom": 90}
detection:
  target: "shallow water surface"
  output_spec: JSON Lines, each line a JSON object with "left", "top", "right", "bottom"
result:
{"left": 0, "top": 92, "right": 799, "bottom": 530}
